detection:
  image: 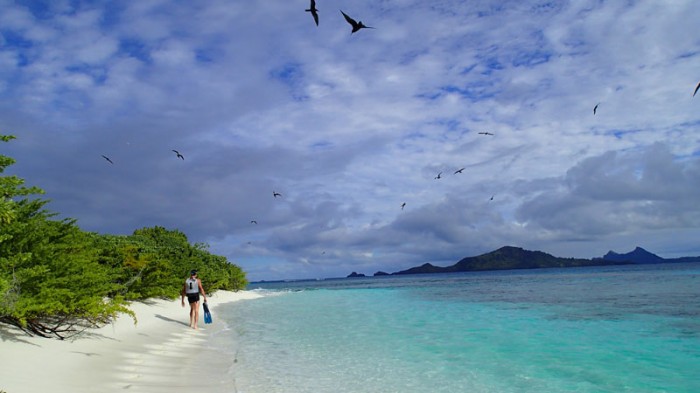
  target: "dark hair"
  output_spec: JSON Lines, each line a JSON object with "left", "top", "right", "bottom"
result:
{"left": 190, "top": 270, "right": 197, "bottom": 276}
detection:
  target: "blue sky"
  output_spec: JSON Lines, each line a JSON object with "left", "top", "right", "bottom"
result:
{"left": 1, "top": 0, "right": 700, "bottom": 281}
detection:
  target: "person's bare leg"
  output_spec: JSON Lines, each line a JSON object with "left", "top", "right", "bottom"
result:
{"left": 189, "top": 302, "right": 197, "bottom": 328}
{"left": 193, "top": 303, "right": 200, "bottom": 330}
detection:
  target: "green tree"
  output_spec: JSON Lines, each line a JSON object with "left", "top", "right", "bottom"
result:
{"left": 126, "top": 226, "right": 248, "bottom": 295}
{"left": 0, "top": 135, "right": 132, "bottom": 339}
{"left": 0, "top": 135, "right": 247, "bottom": 339}
{"left": 92, "top": 226, "right": 248, "bottom": 300}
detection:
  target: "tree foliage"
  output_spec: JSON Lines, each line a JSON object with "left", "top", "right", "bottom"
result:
{"left": 0, "top": 135, "right": 248, "bottom": 339}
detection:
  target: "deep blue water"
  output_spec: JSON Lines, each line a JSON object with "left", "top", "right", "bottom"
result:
{"left": 207, "top": 263, "right": 700, "bottom": 392}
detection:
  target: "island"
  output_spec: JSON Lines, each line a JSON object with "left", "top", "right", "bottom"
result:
{"left": 346, "top": 246, "right": 700, "bottom": 277}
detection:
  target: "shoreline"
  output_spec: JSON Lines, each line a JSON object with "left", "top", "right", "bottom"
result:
{"left": 0, "top": 290, "right": 261, "bottom": 393}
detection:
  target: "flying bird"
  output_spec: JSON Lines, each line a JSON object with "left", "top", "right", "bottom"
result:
{"left": 694, "top": 82, "right": 700, "bottom": 97}
{"left": 306, "top": 0, "right": 319, "bottom": 26}
{"left": 340, "top": 10, "right": 373, "bottom": 33}
{"left": 401, "top": 202, "right": 406, "bottom": 210}
{"left": 478, "top": 132, "right": 494, "bottom": 136}
{"left": 454, "top": 168, "right": 465, "bottom": 174}
{"left": 250, "top": 220, "right": 257, "bottom": 224}
{"left": 101, "top": 155, "right": 114, "bottom": 164}
{"left": 593, "top": 103, "right": 599, "bottom": 115}
{"left": 172, "top": 149, "right": 184, "bottom": 160}
{"left": 435, "top": 172, "right": 442, "bottom": 180}
{"left": 273, "top": 191, "right": 282, "bottom": 198}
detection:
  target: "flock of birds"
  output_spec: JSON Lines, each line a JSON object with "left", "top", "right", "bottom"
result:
{"left": 98, "top": 3, "right": 377, "bottom": 167}
{"left": 96, "top": 1, "right": 700, "bottom": 235}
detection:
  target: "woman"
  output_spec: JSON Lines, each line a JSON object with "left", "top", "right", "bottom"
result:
{"left": 181, "top": 269, "right": 207, "bottom": 329}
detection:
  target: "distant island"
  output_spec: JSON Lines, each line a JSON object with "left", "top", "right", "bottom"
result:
{"left": 601, "top": 246, "right": 700, "bottom": 264}
{"left": 346, "top": 246, "right": 700, "bottom": 278}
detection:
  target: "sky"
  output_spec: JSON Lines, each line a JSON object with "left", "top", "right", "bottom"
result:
{"left": 1, "top": 0, "right": 700, "bottom": 281}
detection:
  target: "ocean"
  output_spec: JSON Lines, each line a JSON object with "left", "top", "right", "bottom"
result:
{"left": 203, "top": 263, "right": 700, "bottom": 393}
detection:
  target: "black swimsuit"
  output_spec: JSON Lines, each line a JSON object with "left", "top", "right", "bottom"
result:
{"left": 187, "top": 293, "right": 200, "bottom": 304}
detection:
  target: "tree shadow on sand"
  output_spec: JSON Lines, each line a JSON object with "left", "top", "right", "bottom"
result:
{"left": 0, "top": 324, "right": 41, "bottom": 345}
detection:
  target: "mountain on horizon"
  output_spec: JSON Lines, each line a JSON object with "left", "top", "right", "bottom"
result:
{"left": 602, "top": 246, "right": 664, "bottom": 264}
{"left": 392, "top": 246, "right": 627, "bottom": 275}
{"left": 379, "top": 245, "right": 700, "bottom": 277}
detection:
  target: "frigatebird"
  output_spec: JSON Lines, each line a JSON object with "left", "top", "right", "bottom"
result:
{"left": 454, "top": 168, "right": 465, "bottom": 174}
{"left": 101, "top": 155, "right": 114, "bottom": 164}
{"left": 172, "top": 149, "right": 184, "bottom": 160}
{"left": 401, "top": 202, "right": 406, "bottom": 210}
{"left": 250, "top": 220, "right": 258, "bottom": 224}
{"left": 694, "top": 82, "right": 700, "bottom": 97}
{"left": 273, "top": 191, "right": 282, "bottom": 198}
{"left": 340, "top": 10, "right": 373, "bottom": 33}
{"left": 306, "top": 0, "right": 319, "bottom": 26}
{"left": 478, "top": 132, "right": 494, "bottom": 136}
{"left": 435, "top": 172, "right": 442, "bottom": 180}
{"left": 593, "top": 103, "right": 599, "bottom": 115}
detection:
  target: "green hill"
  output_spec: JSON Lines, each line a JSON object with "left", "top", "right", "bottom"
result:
{"left": 393, "top": 246, "right": 630, "bottom": 275}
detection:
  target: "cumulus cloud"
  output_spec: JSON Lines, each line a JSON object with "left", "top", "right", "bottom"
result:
{"left": 1, "top": 0, "right": 699, "bottom": 280}
{"left": 516, "top": 143, "right": 700, "bottom": 237}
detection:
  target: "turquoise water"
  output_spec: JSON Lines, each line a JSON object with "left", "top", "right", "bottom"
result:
{"left": 209, "top": 264, "right": 700, "bottom": 393}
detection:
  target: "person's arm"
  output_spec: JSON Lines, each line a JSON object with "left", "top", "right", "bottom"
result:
{"left": 181, "top": 282, "right": 186, "bottom": 307}
{"left": 198, "top": 279, "right": 207, "bottom": 303}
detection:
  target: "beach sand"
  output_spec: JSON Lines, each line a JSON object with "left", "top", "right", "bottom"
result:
{"left": 0, "top": 290, "right": 261, "bottom": 393}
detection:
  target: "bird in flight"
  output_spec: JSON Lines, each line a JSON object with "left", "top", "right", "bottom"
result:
{"left": 401, "top": 202, "right": 406, "bottom": 210}
{"left": 172, "top": 149, "right": 184, "bottom": 160}
{"left": 435, "top": 172, "right": 442, "bottom": 180}
{"left": 273, "top": 191, "right": 282, "bottom": 198}
{"left": 101, "top": 155, "right": 114, "bottom": 164}
{"left": 694, "top": 82, "right": 700, "bottom": 97}
{"left": 250, "top": 220, "right": 258, "bottom": 224}
{"left": 593, "top": 103, "right": 599, "bottom": 115}
{"left": 478, "top": 132, "right": 494, "bottom": 136}
{"left": 454, "top": 168, "right": 465, "bottom": 174}
{"left": 306, "top": 0, "right": 319, "bottom": 26}
{"left": 340, "top": 10, "right": 373, "bottom": 33}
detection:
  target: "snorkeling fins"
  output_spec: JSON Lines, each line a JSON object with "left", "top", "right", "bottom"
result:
{"left": 203, "top": 301, "right": 212, "bottom": 324}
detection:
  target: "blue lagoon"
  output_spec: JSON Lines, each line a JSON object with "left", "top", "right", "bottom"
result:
{"left": 205, "top": 263, "right": 700, "bottom": 393}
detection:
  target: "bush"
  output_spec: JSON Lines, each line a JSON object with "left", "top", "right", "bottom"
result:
{"left": 0, "top": 135, "right": 247, "bottom": 338}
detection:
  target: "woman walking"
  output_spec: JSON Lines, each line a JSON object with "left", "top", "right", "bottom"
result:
{"left": 181, "top": 269, "right": 207, "bottom": 329}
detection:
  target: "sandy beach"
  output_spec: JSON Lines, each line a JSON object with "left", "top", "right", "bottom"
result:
{"left": 0, "top": 290, "right": 261, "bottom": 393}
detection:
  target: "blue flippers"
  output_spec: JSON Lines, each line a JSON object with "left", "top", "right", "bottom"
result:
{"left": 203, "top": 301, "right": 212, "bottom": 324}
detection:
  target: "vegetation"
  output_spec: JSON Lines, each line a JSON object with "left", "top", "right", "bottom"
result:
{"left": 393, "top": 246, "right": 632, "bottom": 275}
{"left": 0, "top": 135, "right": 247, "bottom": 339}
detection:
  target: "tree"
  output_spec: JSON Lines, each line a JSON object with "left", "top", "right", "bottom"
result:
{"left": 0, "top": 135, "right": 43, "bottom": 225}
{"left": 91, "top": 226, "right": 248, "bottom": 300}
{"left": 0, "top": 135, "right": 132, "bottom": 339}
{"left": 0, "top": 134, "right": 247, "bottom": 338}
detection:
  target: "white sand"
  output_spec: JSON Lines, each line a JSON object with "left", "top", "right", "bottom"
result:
{"left": 0, "top": 290, "right": 262, "bottom": 393}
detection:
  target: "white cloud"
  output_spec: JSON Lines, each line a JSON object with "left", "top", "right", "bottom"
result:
{"left": 1, "top": 0, "right": 699, "bottom": 280}
{"left": 516, "top": 143, "right": 700, "bottom": 237}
